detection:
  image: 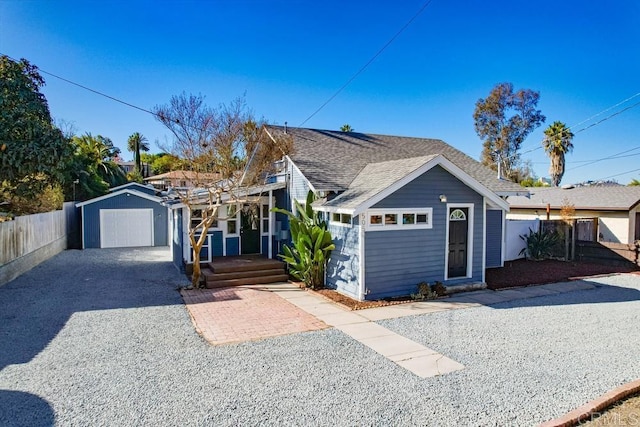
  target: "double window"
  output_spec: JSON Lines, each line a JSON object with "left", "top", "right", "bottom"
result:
{"left": 331, "top": 212, "right": 352, "bottom": 226}
{"left": 366, "top": 208, "right": 432, "bottom": 231}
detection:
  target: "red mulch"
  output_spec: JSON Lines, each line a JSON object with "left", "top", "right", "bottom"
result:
{"left": 313, "top": 288, "right": 413, "bottom": 311}
{"left": 486, "top": 259, "right": 639, "bottom": 290}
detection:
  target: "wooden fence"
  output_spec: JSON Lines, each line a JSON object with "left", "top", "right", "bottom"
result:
{"left": 576, "top": 241, "right": 640, "bottom": 267}
{"left": 0, "top": 202, "right": 79, "bottom": 286}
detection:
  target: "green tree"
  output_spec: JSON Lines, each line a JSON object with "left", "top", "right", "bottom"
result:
{"left": 542, "top": 121, "right": 574, "bottom": 187}
{"left": 0, "top": 55, "right": 72, "bottom": 205}
{"left": 340, "top": 124, "right": 354, "bottom": 132}
{"left": 127, "top": 132, "right": 150, "bottom": 175}
{"left": 629, "top": 178, "right": 640, "bottom": 186}
{"left": 473, "top": 82, "right": 545, "bottom": 180}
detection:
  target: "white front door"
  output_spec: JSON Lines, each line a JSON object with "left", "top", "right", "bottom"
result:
{"left": 100, "top": 209, "right": 154, "bottom": 248}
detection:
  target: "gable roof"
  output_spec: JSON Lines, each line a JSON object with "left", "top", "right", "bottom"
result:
{"left": 108, "top": 182, "right": 156, "bottom": 194}
{"left": 317, "top": 154, "right": 509, "bottom": 213}
{"left": 75, "top": 188, "right": 163, "bottom": 208}
{"left": 144, "top": 170, "right": 221, "bottom": 182}
{"left": 507, "top": 186, "right": 640, "bottom": 211}
{"left": 268, "top": 126, "right": 525, "bottom": 196}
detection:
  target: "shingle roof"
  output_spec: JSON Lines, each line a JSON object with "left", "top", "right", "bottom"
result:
{"left": 269, "top": 126, "right": 524, "bottom": 195}
{"left": 507, "top": 186, "right": 640, "bottom": 210}
{"left": 320, "top": 155, "right": 439, "bottom": 211}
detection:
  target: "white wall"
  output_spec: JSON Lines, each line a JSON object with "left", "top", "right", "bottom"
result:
{"left": 504, "top": 219, "right": 539, "bottom": 261}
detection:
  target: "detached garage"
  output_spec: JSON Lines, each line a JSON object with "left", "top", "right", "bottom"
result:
{"left": 76, "top": 185, "right": 168, "bottom": 249}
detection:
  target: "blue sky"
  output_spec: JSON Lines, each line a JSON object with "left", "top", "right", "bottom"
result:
{"left": 1, "top": 0, "right": 639, "bottom": 184}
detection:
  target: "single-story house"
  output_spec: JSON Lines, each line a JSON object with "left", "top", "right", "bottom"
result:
{"left": 169, "top": 126, "right": 526, "bottom": 300}
{"left": 507, "top": 185, "right": 640, "bottom": 244}
{"left": 76, "top": 182, "right": 169, "bottom": 249}
{"left": 145, "top": 170, "right": 221, "bottom": 191}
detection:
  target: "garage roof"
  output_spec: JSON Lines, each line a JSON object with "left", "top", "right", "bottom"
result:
{"left": 76, "top": 189, "right": 163, "bottom": 208}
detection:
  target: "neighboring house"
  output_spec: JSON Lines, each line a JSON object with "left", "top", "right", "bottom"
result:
{"left": 118, "top": 161, "right": 150, "bottom": 178}
{"left": 144, "top": 170, "right": 221, "bottom": 191}
{"left": 507, "top": 186, "right": 640, "bottom": 244}
{"left": 169, "top": 126, "right": 525, "bottom": 301}
{"left": 76, "top": 182, "right": 169, "bottom": 249}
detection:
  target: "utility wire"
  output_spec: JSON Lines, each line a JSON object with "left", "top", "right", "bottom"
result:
{"left": 566, "top": 145, "right": 640, "bottom": 171}
{"left": 298, "top": 0, "right": 435, "bottom": 127}
{"left": 593, "top": 166, "right": 640, "bottom": 181}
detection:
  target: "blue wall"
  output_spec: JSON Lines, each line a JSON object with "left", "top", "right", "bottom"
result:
{"left": 82, "top": 192, "right": 168, "bottom": 249}
{"left": 172, "top": 209, "right": 184, "bottom": 272}
{"left": 363, "top": 165, "right": 484, "bottom": 299}
{"left": 485, "top": 209, "right": 503, "bottom": 268}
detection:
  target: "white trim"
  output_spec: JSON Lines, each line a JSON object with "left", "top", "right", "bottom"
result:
{"left": 268, "top": 191, "right": 273, "bottom": 258}
{"left": 76, "top": 188, "right": 162, "bottom": 207}
{"left": 358, "top": 213, "right": 366, "bottom": 301}
{"left": 364, "top": 208, "right": 433, "bottom": 231}
{"left": 108, "top": 182, "right": 155, "bottom": 193}
{"left": 501, "top": 209, "right": 506, "bottom": 266}
{"left": 482, "top": 198, "right": 487, "bottom": 284}
{"left": 81, "top": 205, "right": 86, "bottom": 249}
{"left": 444, "top": 203, "right": 474, "bottom": 281}
{"left": 315, "top": 155, "right": 509, "bottom": 215}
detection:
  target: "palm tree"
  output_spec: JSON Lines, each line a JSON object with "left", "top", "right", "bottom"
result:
{"left": 340, "top": 124, "right": 354, "bottom": 132}
{"left": 629, "top": 178, "right": 640, "bottom": 186}
{"left": 127, "top": 132, "right": 150, "bottom": 175}
{"left": 542, "top": 121, "right": 574, "bottom": 186}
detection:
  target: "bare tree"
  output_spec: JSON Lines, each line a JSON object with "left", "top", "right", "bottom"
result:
{"left": 153, "top": 93, "right": 292, "bottom": 287}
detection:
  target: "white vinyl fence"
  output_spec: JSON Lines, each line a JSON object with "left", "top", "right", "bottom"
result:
{"left": 504, "top": 219, "right": 540, "bottom": 261}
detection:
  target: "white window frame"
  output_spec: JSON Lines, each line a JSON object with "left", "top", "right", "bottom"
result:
{"left": 365, "top": 208, "right": 433, "bottom": 231}
{"left": 330, "top": 212, "right": 353, "bottom": 227}
{"left": 225, "top": 204, "right": 240, "bottom": 237}
{"left": 190, "top": 206, "right": 220, "bottom": 231}
{"left": 261, "top": 204, "right": 270, "bottom": 236}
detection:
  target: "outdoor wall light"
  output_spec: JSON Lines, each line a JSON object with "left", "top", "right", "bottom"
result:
{"left": 439, "top": 194, "right": 447, "bottom": 203}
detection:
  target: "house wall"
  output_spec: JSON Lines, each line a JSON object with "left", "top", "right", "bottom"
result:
{"left": 508, "top": 209, "right": 631, "bottom": 244}
{"left": 363, "top": 165, "right": 484, "bottom": 299}
{"left": 288, "top": 160, "right": 311, "bottom": 205}
{"left": 172, "top": 209, "right": 184, "bottom": 272}
{"left": 82, "top": 193, "right": 168, "bottom": 248}
{"left": 326, "top": 216, "right": 360, "bottom": 299}
{"left": 485, "top": 209, "right": 503, "bottom": 268}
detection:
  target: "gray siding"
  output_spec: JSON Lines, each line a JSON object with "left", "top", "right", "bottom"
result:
{"left": 326, "top": 216, "right": 360, "bottom": 299}
{"left": 486, "top": 209, "right": 503, "bottom": 268}
{"left": 365, "top": 165, "right": 484, "bottom": 299}
{"left": 83, "top": 193, "right": 168, "bottom": 249}
{"left": 289, "top": 161, "right": 311, "bottom": 204}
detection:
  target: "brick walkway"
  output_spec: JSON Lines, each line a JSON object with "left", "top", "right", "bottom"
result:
{"left": 181, "top": 285, "right": 327, "bottom": 345}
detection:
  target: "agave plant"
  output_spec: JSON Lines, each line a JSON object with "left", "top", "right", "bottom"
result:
{"left": 519, "top": 228, "right": 559, "bottom": 260}
{"left": 272, "top": 191, "right": 335, "bottom": 289}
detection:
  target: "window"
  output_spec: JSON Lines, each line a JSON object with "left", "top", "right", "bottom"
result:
{"left": 330, "top": 212, "right": 353, "bottom": 226}
{"left": 191, "top": 208, "right": 218, "bottom": 230}
{"left": 366, "top": 208, "right": 433, "bottom": 231}
{"left": 261, "top": 205, "right": 270, "bottom": 235}
{"left": 227, "top": 204, "right": 238, "bottom": 235}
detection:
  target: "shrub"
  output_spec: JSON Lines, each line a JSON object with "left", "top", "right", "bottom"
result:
{"left": 519, "top": 228, "right": 559, "bottom": 260}
{"left": 411, "top": 282, "right": 438, "bottom": 300}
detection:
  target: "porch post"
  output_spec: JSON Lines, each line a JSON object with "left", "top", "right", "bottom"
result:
{"left": 268, "top": 189, "right": 273, "bottom": 259}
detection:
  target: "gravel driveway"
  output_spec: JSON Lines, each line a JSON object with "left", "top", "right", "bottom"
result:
{"left": 1, "top": 248, "right": 639, "bottom": 426}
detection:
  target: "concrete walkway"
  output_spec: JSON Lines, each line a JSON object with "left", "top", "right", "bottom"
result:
{"left": 183, "top": 280, "right": 598, "bottom": 379}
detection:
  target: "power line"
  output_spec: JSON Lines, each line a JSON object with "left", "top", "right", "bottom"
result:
{"left": 531, "top": 150, "right": 640, "bottom": 164}
{"left": 0, "top": 53, "right": 158, "bottom": 117}
{"left": 504, "top": 94, "right": 640, "bottom": 163}
{"left": 592, "top": 166, "right": 640, "bottom": 181}
{"left": 298, "top": 0, "right": 435, "bottom": 127}
{"left": 566, "top": 145, "right": 640, "bottom": 171}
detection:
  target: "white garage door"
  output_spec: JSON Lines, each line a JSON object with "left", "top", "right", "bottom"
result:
{"left": 100, "top": 209, "right": 154, "bottom": 248}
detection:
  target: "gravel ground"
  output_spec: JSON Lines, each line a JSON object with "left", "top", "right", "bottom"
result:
{"left": 1, "top": 248, "right": 639, "bottom": 426}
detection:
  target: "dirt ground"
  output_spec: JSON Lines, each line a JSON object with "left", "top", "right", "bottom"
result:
{"left": 485, "top": 259, "right": 638, "bottom": 290}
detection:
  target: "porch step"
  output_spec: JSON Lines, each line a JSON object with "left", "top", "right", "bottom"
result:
{"left": 203, "top": 272, "right": 290, "bottom": 288}
{"left": 202, "top": 255, "right": 289, "bottom": 288}
{"left": 208, "top": 258, "right": 285, "bottom": 274}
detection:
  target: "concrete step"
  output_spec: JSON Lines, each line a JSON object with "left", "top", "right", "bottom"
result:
{"left": 204, "top": 274, "right": 290, "bottom": 288}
